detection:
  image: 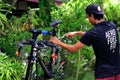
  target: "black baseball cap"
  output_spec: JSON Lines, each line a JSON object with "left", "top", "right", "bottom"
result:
{"left": 85, "top": 4, "right": 104, "bottom": 14}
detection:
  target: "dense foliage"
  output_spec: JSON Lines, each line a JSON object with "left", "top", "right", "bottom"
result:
{"left": 0, "top": 0, "right": 120, "bottom": 80}
{"left": 0, "top": 52, "right": 23, "bottom": 80}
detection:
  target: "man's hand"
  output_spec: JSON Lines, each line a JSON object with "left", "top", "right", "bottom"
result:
{"left": 65, "top": 32, "right": 78, "bottom": 38}
{"left": 50, "top": 36, "right": 61, "bottom": 45}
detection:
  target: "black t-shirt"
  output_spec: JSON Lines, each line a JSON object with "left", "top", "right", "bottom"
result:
{"left": 80, "top": 21, "right": 120, "bottom": 78}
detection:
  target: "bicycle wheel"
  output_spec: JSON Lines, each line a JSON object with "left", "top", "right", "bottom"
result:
{"left": 39, "top": 46, "right": 65, "bottom": 80}
{"left": 38, "top": 46, "right": 64, "bottom": 79}
{"left": 51, "top": 52, "right": 65, "bottom": 80}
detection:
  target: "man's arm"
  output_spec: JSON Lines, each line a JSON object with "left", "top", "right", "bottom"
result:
{"left": 50, "top": 37, "right": 85, "bottom": 52}
{"left": 65, "top": 31, "right": 86, "bottom": 38}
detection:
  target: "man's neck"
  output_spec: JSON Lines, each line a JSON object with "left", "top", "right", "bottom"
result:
{"left": 95, "top": 19, "right": 104, "bottom": 24}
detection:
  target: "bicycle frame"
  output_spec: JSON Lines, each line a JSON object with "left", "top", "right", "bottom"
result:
{"left": 25, "top": 38, "right": 51, "bottom": 79}
{"left": 16, "top": 20, "right": 65, "bottom": 80}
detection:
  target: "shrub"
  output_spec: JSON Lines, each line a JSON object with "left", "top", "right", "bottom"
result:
{"left": 0, "top": 52, "right": 24, "bottom": 80}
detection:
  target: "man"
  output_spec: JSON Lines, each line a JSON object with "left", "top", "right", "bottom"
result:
{"left": 50, "top": 4, "right": 120, "bottom": 80}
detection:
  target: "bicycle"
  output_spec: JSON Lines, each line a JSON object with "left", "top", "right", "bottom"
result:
{"left": 16, "top": 20, "right": 65, "bottom": 80}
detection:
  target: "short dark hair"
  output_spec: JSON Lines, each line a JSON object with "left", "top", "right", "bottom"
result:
{"left": 93, "top": 13, "right": 104, "bottom": 20}
{"left": 87, "top": 13, "right": 104, "bottom": 20}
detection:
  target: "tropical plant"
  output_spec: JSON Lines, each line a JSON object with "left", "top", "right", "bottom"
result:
{"left": 39, "top": 0, "right": 55, "bottom": 27}
{"left": 104, "top": 0, "right": 120, "bottom": 27}
{"left": 0, "top": 52, "right": 24, "bottom": 80}
{"left": 0, "top": 12, "right": 35, "bottom": 57}
{"left": 0, "top": 0, "right": 13, "bottom": 36}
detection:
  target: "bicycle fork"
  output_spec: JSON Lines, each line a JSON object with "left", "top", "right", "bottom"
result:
{"left": 25, "top": 47, "right": 51, "bottom": 80}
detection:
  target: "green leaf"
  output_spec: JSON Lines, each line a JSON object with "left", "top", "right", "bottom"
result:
{"left": 0, "top": 13, "right": 7, "bottom": 22}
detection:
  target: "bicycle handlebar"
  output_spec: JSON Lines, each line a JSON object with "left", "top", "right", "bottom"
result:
{"left": 16, "top": 40, "right": 59, "bottom": 56}
{"left": 16, "top": 20, "right": 62, "bottom": 56}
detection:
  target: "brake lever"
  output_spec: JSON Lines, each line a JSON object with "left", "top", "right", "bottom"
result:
{"left": 15, "top": 43, "right": 23, "bottom": 56}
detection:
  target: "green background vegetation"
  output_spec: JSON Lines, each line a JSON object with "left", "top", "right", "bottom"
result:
{"left": 0, "top": 0, "right": 120, "bottom": 80}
